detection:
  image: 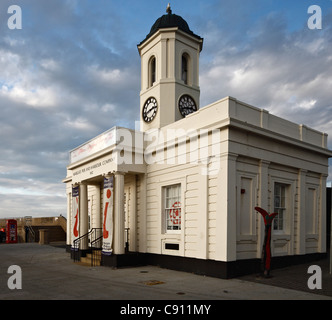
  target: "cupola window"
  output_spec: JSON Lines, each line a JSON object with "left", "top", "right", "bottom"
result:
{"left": 149, "top": 56, "right": 156, "bottom": 87}
{"left": 181, "top": 54, "right": 188, "bottom": 85}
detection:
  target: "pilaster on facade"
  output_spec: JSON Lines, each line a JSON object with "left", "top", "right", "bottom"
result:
{"left": 92, "top": 184, "right": 101, "bottom": 231}
{"left": 79, "top": 183, "right": 89, "bottom": 251}
{"left": 257, "top": 160, "right": 270, "bottom": 258}
{"left": 196, "top": 163, "right": 209, "bottom": 260}
{"left": 66, "top": 192, "right": 72, "bottom": 247}
{"left": 319, "top": 173, "right": 328, "bottom": 253}
{"left": 215, "top": 153, "right": 238, "bottom": 262}
{"left": 297, "top": 169, "right": 307, "bottom": 255}
{"left": 113, "top": 172, "right": 126, "bottom": 254}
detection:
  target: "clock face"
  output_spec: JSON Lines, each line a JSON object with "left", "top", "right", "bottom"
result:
{"left": 178, "top": 95, "right": 197, "bottom": 117}
{"left": 142, "top": 97, "right": 158, "bottom": 123}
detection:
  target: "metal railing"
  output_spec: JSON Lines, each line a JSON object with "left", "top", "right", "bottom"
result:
{"left": 26, "top": 226, "right": 35, "bottom": 243}
{"left": 90, "top": 234, "right": 103, "bottom": 266}
{"left": 72, "top": 228, "right": 102, "bottom": 263}
{"left": 24, "top": 216, "right": 35, "bottom": 243}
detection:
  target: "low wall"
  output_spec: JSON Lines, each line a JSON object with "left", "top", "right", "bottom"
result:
{"left": 0, "top": 216, "right": 67, "bottom": 243}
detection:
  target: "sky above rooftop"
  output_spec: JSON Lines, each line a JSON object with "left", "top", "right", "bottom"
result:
{"left": 0, "top": 0, "right": 332, "bottom": 218}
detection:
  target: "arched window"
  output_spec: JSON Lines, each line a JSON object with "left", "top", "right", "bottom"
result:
{"left": 149, "top": 56, "right": 156, "bottom": 87}
{"left": 181, "top": 54, "right": 188, "bottom": 85}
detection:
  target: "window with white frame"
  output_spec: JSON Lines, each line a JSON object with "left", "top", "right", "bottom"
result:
{"left": 273, "top": 183, "right": 287, "bottom": 231}
{"left": 164, "top": 184, "right": 181, "bottom": 232}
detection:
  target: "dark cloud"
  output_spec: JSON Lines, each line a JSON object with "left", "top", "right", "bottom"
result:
{"left": 0, "top": 0, "right": 143, "bottom": 217}
{"left": 200, "top": 7, "right": 332, "bottom": 138}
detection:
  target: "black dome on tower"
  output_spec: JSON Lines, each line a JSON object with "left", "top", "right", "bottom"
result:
{"left": 139, "top": 4, "right": 202, "bottom": 45}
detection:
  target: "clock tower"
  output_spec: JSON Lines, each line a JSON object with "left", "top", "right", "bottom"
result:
{"left": 137, "top": 5, "right": 203, "bottom": 132}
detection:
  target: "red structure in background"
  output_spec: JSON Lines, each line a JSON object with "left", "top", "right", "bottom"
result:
{"left": 255, "top": 207, "right": 278, "bottom": 277}
{"left": 6, "top": 219, "right": 18, "bottom": 244}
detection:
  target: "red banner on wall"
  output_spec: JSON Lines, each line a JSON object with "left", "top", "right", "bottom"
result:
{"left": 72, "top": 186, "right": 79, "bottom": 246}
{"left": 102, "top": 176, "right": 113, "bottom": 255}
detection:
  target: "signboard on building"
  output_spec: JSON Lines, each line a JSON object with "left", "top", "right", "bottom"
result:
{"left": 70, "top": 127, "right": 116, "bottom": 164}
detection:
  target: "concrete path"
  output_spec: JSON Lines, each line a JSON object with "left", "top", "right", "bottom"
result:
{"left": 0, "top": 243, "right": 330, "bottom": 300}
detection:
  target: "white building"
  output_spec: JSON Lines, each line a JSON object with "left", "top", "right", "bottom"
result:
{"left": 63, "top": 7, "right": 332, "bottom": 278}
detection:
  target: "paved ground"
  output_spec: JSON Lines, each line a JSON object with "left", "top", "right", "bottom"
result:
{"left": 0, "top": 243, "right": 331, "bottom": 301}
{"left": 239, "top": 255, "right": 332, "bottom": 298}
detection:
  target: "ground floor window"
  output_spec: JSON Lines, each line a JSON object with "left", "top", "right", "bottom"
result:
{"left": 273, "top": 183, "right": 287, "bottom": 231}
{"left": 164, "top": 184, "right": 181, "bottom": 233}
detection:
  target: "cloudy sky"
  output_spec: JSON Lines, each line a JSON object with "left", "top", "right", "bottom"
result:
{"left": 0, "top": 0, "right": 331, "bottom": 218}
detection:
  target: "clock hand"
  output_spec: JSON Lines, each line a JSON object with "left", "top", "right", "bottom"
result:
{"left": 147, "top": 105, "right": 156, "bottom": 114}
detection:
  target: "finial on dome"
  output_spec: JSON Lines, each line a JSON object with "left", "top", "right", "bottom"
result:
{"left": 166, "top": 3, "right": 172, "bottom": 14}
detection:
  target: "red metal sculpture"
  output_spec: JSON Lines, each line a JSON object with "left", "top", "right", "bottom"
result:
{"left": 255, "top": 207, "right": 278, "bottom": 277}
